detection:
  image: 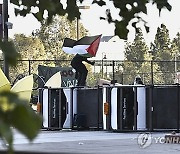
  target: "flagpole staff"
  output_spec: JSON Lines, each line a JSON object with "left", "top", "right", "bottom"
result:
{"left": 77, "top": 5, "right": 90, "bottom": 40}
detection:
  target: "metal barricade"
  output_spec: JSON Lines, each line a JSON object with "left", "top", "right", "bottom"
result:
{"left": 38, "top": 86, "right": 103, "bottom": 130}
{"left": 102, "top": 85, "right": 146, "bottom": 131}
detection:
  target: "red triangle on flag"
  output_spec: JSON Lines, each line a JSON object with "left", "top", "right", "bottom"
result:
{"left": 86, "top": 35, "right": 101, "bottom": 57}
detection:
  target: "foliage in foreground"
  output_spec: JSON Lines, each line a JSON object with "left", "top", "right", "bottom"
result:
{"left": 0, "top": 91, "right": 42, "bottom": 154}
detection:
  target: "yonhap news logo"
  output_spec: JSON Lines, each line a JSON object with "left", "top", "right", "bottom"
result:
{"left": 137, "top": 133, "right": 170, "bottom": 148}
{"left": 137, "top": 133, "right": 152, "bottom": 148}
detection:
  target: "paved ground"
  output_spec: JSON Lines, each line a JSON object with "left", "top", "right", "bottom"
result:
{"left": 1, "top": 130, "right": 180, "bottom": 154}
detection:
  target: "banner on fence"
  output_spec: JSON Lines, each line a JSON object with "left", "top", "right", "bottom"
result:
{"left": 38, "top": 65, "right": 77, "bottom": 87}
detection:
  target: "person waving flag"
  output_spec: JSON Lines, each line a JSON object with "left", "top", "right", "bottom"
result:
{"left": 62, "top": 35, "right": 101, "bottom": 57}
{"left": 62, "top": 35, "right": 101, "bottom": 86}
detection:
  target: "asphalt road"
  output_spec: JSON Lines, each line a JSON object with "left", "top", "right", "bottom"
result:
{"left": 1, "top": 130, "right": 180, "bottom": 154}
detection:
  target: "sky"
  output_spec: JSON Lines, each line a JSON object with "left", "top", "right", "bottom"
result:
{"left": 7, "top": 0, "right": 180, "bottom": 41}
{"left": 79, "top": 0, "right": 180, "bottom": 43}
{"left": 6, "top": 0, "right": 180, "bottom": 59}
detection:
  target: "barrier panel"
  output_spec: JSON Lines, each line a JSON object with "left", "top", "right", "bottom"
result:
{"left": 103, "top": 85, "right": 146, "bottom": 131}
{"left": 72, "top": 87, "right": 103, "bottom": 129}
{"left": 146, "top": 85, "right": 180, "bottom": 131}
{"left": 39, "top": 87, "right": 103, "bottom": 130}
{"left": 39, "top": 88, "right": 67, "bottom": 129}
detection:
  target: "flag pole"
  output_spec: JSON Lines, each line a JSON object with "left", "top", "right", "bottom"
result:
{"left": 77, "top": 5, "right": 90, "bottom": 40}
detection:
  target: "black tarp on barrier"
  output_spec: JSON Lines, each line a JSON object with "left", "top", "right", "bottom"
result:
{"left": 74, "top": 88, "right": 103, "bottom": 129}
{"left": 151, "top": 86, "right": 180, "bottom": 129}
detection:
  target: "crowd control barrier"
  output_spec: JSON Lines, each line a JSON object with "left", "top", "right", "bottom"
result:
{"left": 39, "top": 88, "right": 67, "bottom": 129}
{"left": 146, "top": 85, "right": 180, "bottom": 131}
{"left": 103, "top": 85, "right": 146, "bottom": 131}
{"left": 39, "top": 87, "right": 103, "bottom": 130}
{"left": 38, "top": 84, "right": 180, "bottom": 132}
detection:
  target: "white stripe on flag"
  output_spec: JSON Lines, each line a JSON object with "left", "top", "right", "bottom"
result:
{"left": 62, "top": 47, "right": 77, "bottom": 54}
{"left": 63, "top": 45, "right": 89, "bottom": 55}
{"left": 73, "top": 45, "right": 89, "bottom": 54}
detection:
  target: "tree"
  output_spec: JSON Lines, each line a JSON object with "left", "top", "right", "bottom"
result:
{"left": 123, "top": 28, "right": 150, "bottom": 84}
{"left": 152, "top": 24, "right": 174, "bottom": 84}
{"left": 13, "top": 34, "right": 46, "bottom": 60}
{"left": 34, "top": 15, "right": 88, "bottom": 66}
{"left": 125, "top": 29, "right": 148, "bottom": 60}
{"left": 153, "top": 24, "right": 172, "bottom": 60}
{"left": 9, "top": 34, "right": 47, "bottom": 83}
{"left": 172, "top": 32, "right": 180, "bottom": 70}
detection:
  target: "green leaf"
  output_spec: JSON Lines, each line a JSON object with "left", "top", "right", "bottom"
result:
{"left": 115, "top": 20, "right": 129, "bottom": 40}
{"left": 10, "top": 0, "right": 20, "bottom": 6}
{"left": 0, "top": 120, "right": 13, "bottom": 144}
{"left": 0, "top": 120, "right": 13, "bottom": 153}
{"left": 33, "top": 12, "right": 44, "bottom": 22}
{"left": 66, "top": 0, "right": 80, "bottom": 21}
{"left": 10, "top": 102, "right": 42, "bottom": 141}
{"left": 0, "top": 40, "right": 20, "bottom": 66}
{"left": 145, "top": 25, "right": 150, "bottom": 33}
{"left": 0, "top": 91, "right": 42, "bottom": 141}
{"left": 92, "top": 0, "right": 106, "bottom": 6}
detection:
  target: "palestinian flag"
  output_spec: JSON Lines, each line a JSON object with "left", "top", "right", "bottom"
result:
{"left": 62, "top": 35, "right": 101, "bottom": 57}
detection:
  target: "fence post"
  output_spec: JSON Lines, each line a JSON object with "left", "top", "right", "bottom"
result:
{"left": 148, "top": 85, "right": 153, "bottom": 131}
{"left": 70, "top": 87, "right": 74, "bottom": 129}
{"left": 151, "top": 60, "right": 154, "bottom": 85}
{"left": 112, "top": 60, "right": 115, "bottom": 81}
{"left": 102, "top": 59, "right": 103, "bottom": 78}
{"left": 133, "top": 86, "right": 137, "bottom": 131}
{"left": 121, "top": 72, "right": 123, "bottom": 84}
{"left": 28, "top": 60, "right": 31, "bottom": 75}
{"left": 177, "top": 84, "right": 180, "bottom": 133}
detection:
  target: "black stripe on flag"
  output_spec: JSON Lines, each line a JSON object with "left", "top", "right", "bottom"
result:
{"left": 63, "top": 35, "right": 101, "bottom": 48}
{"left": 74, "top": 35, "right": 101, "bottom": 46}
{"left": 62, "top": 38, "right": 76, "bottom": 48}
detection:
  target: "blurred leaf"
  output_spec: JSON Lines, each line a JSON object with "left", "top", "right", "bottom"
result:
{"left": 0, "top": 120, "right": 13, "bottom": 152}
{"left": 33, "top": 12, "right": 44, "bottom": 22}
{"left": 10, "top": 0, "right": 20, "bottom": 6}
{"left": 10, "top": 102, "right": 42, "bottom": 140}
{"left": 100, "top": 17, "right": 106, "bottom": 20}
{"left": 145, "top": 25, "right": 150, "bottom": 33}
{"left": 14, "top": 8, "right": 29, "bottom": 17}
{"left": 106, "top": 9, "right": 113, "bottom": 23}
{"left": 132, "top": 21, "right": 137, "bottom": 29}
{"left": 0, "top": 91, "right": 42, "bottom": 149}
{"left": 66, "top": 0, "right": 80, "bottom": 21}
{"left": 115, "top": 20, "right": 129, "bottom": 40}
{"left": 154, "top": 0, "right": 172, "bottom": 14}
{"left": 92, "top": 0, "right": 106, "bottom": 6}
{"left": 0, "top": 40, "right": 20, "bottom": 66}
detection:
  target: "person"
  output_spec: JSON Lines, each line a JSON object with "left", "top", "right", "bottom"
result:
{"left": 134, "top": 75, "right": 143, "bottom": 85}
{"left": 71, "top": 54, "right": 95, "bottom": 86}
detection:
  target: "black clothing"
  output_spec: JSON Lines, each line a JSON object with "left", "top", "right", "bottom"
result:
{"left": 71, "top": 54, "right": 93, "bottom": 86}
